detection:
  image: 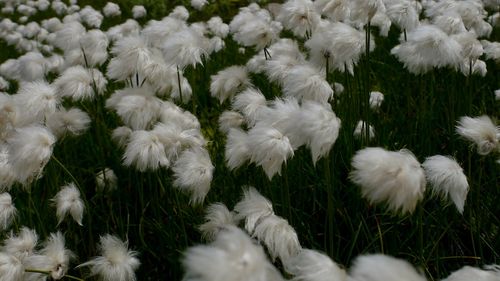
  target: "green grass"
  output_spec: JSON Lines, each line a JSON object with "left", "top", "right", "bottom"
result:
{"left": 1, "top": 0, "right": 499, "bottom": 280}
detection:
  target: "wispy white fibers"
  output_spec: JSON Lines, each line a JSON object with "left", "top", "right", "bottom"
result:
{"left": 350, "top": 0, "right": 385, "bottom": 24}
{"left": 285, "top": 249, "right": 346, "bottom": 281}
{"left": 354, "top": 120, "right": 375, "bottom": 140}
{"left": 0, "top": 193, "right": 16, "bottom": 231}
{"left": 253, "top": 214, "right": 302, "bottom": 262}
{"left": 112, "top": 126, "right": 133, "bottom": 149}
{"left": 161, "top": 27, "right": 209, "bottom": 69}
{"left": 0, "top": 93, "right": 16, "bottom": 140}
{"left": 234, "top": 187, "right": 274, "bottom": 234}
{"left": 53, "top": 21, "right": 86, "bottom": 52}
{"left": 348, "top": 254, "right": 427, "bottom": 281}
{"left": 293, "top": 101, "right": 341, "bottom": 165}
{"left": 78, "top": 234, "right": 140, "bottom": 281}
{"left": 249, "top": 38, "right": 306, "bottom": 75}
{"left": 248, "top": 125, "right": 294, "bottom": 179}
{"left": 210, "top": 65, "right": 251, "bottom": 104}
{"left": 482, "top": 40, "right": 500, "bottom": 63}
{"left": 0, "top": 252, "right": 24, "bottom": 281}
{"left": 54, "top": 65, "right": 108, "bottom": 101}
{"left": 132, "top": 5, "right": 146, "bottom": 19}
{"left": 65, "top": 29, "right": 109, "bottom": 67}
{"left": 232, "top": 88, "right": 268, "bottom": 127}
{"left": 52, "top": 183, "right": 84, "bottom": 226}
{"left": 230, "top": 4, "right": 282, "bottom": 50}
{"left": 123, "top": 130, "right": 170, "bottom": 172}
{"left": 207, "top": 17, "right": 229, "bottom": 38}
{"left": 456, "top": 115, "right": 499, "bottom": 155}
{"left": 422, "top": 155, "right": 468, "bottom": 213}
{"left": 391, "top": 24, "right": 463, "bottom": 74}
{"left": 191, "top": 0, "right": 208, "bottom": 11}
{"left": 80, "top": 6, "right": 104, "bottom": 28}
{"left": 385, "top": 0, "right": 419, "bottom": 32}
{"left": 441, "top": 265, "right": 500, "bottom": 281}
{"left": 2, "top": 226, "right": 38, "bottom": 260}
{"left": 106, "top": 35, "right": 153, "bottom": 82}
{"left": 103, "top": 2, "right": 121, "bottom": 17}
{"left": 106, "top": 85, "right": 163, "bottom": 130}
{"left": 369, "top": 91, "right": 384, "bottom": 110}
{"left": 46, "top": 107, "right": 91, "bottom": 138}
{"left": 350, "top": 147, "right": 426, "bottom": 214}
{"left": 142, "top": 16, "right": 187, "bottom": 50}
{"left": 7, "top": 125, "right": 56, "bottom": 185}
{"left": 282, "top": 63, "right": 333, "bottom": 104}
{"left": 277, "top": 0, "right": 320, "bottom": 38}
{"left": 24, "top": 232, "right": 74, "bottom": 280}
{"left": 305, "top": 21, "right": 374, "bottom": 75}
{"left": 218, "top": 111, "right": 245, "bottom": 134}
{"left": 13, "top": 80, "right": 59, "bottom": 126}
{"left": 152, "top": 122, "right": 206, "bottom": 161}
{"left": 225, "top": 128, "right": 250, "bottom": 171}
{"left": 182, "top": 226, "right": 283, "bottom": 281}
{"left": 313, "top": 0, "right": 350, "bottom": 21}
{"left": 172, "top": 148, "right": 214, "bottom": 205}
{"left": 96, "top": 168, "right": 118, "bottom": 192}
{"left": 199, "top": 203, "right": 237, "bottom": 241}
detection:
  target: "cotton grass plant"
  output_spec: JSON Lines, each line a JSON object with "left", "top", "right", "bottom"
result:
{"left": 0, "top": 0, "right": 499, "bottom": 280}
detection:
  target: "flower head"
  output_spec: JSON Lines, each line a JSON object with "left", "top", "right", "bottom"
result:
{"left": 79, "top": 234, "right": 140, "bottom": 281}
{"left": 0, "top": 193, "right": 16, "bottom": 231}
{"left": 52, "top": 183, "right": 84, "bottom": 225}
{"left": 456, "top": 115, "right": 499, "bottom": 155}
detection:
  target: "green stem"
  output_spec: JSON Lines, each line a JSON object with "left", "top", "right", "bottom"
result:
{"left": 324, "top": 155, "right": 334, "bottom": 257}
{"left": 25, "top": 269, "right": 85, "bottom": 281}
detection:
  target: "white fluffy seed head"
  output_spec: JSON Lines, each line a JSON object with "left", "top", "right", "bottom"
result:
{"left": 456, "top": 115, "right": 499, "bottom": 155}
{"left": 350, "top": 147, "right": 426, "bottom": 215}
{"left": 252, "top": 214, "right": 302, "bottom": 263}
{"left": 52, "top": 183, "right": 84, "bottom": 226}
{"left": 234, "top": 187, "right": 274, "bottom": 234}
{"left": 14, "top": 80, "right": 59, "bottom": 126}
{"left": 123, "top": 130, "right": 170, "bottom": 172}
{"left": 96, "top": 168, "right": 118, "bottom": 192}
{"left": 182, "top": 226, "right": 282, "bottom": 281}
{"left": 285, "top": 249, "right": 347, "bottom": 281}
{"left": 232, "top": 88, "right": 268, "bottom": 127}
{"left": 349, "top": 254, "right": 427, "bottom": 281}
{"left": 46, "top": 107, "right": 91, "bottom": 138}
{"left": 8, "top": 125, "right": 56, "bottom": 186}
{"left": 282, "top": 64, "right": 333, "bottom": 104}
{"left": 354, "top": 120, "right": 375, "bottom": 140}
{"left": 0, "top": 193, "right": 16, "bottom": 232}
{"left": 172, "top": 148, "right": 214, "bottom": 205}
{"left": 218, "top": 111, "right": 245, "bottom": 134}
{"left": 225, "top": 128, "right": 250, "bottom": 171}
{"left": 422, "top": 155, "right": 469, "bottom": 213}
{"left": 441, "top": 265, "right": 500, "bottom": 281}
{"left": 210, "top": 65, "right": 250, "bottom": 104}
{"left": 78, "top": 234, "right": 140, "bottom": 281}
{"left": 0, "top": 252, "right": 24, "bottom": 281}
{"left": 54, "top": 66, "right": 107, "bottom": 101}
{"left": 247, "top": 125, "right": 294, "bottom": 179}
{"left": 2, "top": 226, "right": 38, "bottom": 260}
{"left": 199, "top": 203, "right": 237, "bottom": 241}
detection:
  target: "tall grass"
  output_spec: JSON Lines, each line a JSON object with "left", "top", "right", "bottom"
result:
{"left": 0, "top": 0, "right": 499, "bottom": 280}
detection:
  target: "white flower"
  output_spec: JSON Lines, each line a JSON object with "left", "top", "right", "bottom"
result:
{"left": 199, "top": 203, "right": 236, "bottom": 241}
{"left": 482, "top": 40, "right": 500, "bottom": 63}
{"left": 8, "top": 125, "right": 56, "bottom": 185}
{"left": 354, "top": 121, "right": 375, "bottom": 140}
{"left": 456, "top": 115, "right": 499, "bottom": 155}
{"left": 24, "top": 232, "right": 74, "bottom": 280}
{"left": 390, "top": 24, "right": 463, "bottom": 74}
{"left": 207, "top": 17, "right": 229, "bottom": 38}
{"left": 182, "top": 226, "right": 282, "bottom": 281}
{"left": 54, "top": 21, "right": 86, "bottom": 52}
{"left": 123, "top": 130, "right": 170, "bottom": 172}
{"left": 313, "top": 0, "right": 350, "bottom": 21}
{"left": 350, "top": 0, "right": 385, "bottom": 23}
{"left": 0, "top": 252, "right": 24, "bottom": 281}
{"left": 385, "top": 0, "right": 419, "bottom": 32}
{"left": 369, "top": 91, "right": 384, "bottom": 110}
{"left": 218, "top": 111, "right": 245, "bottom": 134}
{"left": 225, "top": 128, "right": 250, "bottom": 171}
{"left": 172, "top": 148, "right": 214, "bottom": 205}
{"left": 46, "top": 107, "right": 91, "bottom": 138}
{"left": 422, "top": 155, "right": 468, "bottom": 213}
{"left": 2, "top": 227, "right": 38, "bottom": 260}
{"left": 277, "top": 0, "right": 320, "bottom": 38}
{"left": 96, "top": 168, "right": 118, "bottom": 192}
{"left": 285, "top": 249, "right": 347, "bottom": 281}
{"left": 112, "top": 126, "right": 133, "bottom": 149}
{"left": 0, "top": 145, "right": 15, "bottom": 191}
{"left": 78, "top": 234, "right": 140, "bottom": 281}
{"left": 350, "top": 147, "right": 426, "bottom": 214}
{"left": 161, "top": 28, "right": 208, "bottom": 69}
{"left": 210, "top": 66, "right": 250, "bottom": 104}
{"left": 232, "top": 88, "right": 268, "bottom": 127}
{"left": 441, "top": 265, "right": 500, "bottom": 281}
{"left": 432, "top": 13, "right": 467, "bottom": 35}
{"left": 234, "top": 187, "right": 274, "bottom": 234}
{"left": 132, "top": 5, "right": 146, "bottom": 19}
{"left": 103, "top": 2, "right": 121, "bottom": 17}
{"left": 106, "top": 35, "right": 152, "bottom": 82}
{"left": 282, "top": 64, "right": 333, "bottom": 104}
{"left": 191, "top": 0, "right": 208, "bottom": 11}
{"left": 253, "top": 214, "right": 302, "bottom": 262}
{"left": 170, "top": 6, "right": 190, "bottom": 21}
{"left": 349, "top": 254, "right": 427, "bottom": 281}
{"left": 294, "top": 101, "right": 341, "bottom": 164}
{"left": 0, "top": 193, "right": 16, "bottom": 231}
{"left": 495, "top": 89, "right": 500, "bottom": 101}
{"left": 142, "top": 17, "right": 187, "bottom": 49}
{"left": 248, "top": 125, "right": 294, "bottom": 179}
{"left": 80, "top": 6, "right": 103, "bottom": 28}
{"left": 305, "top": 21, "right": 374, "bottom": 75}
{"left": 0, "top": 93, "right": 17, "bottom": 140}
{"left": 66, "top": 29, "right": 109, "bottom": 67}
{"left": 13, "top": 80, "right": 59, "bottom": 126}
{"left": 52, "top": 183, "right": 84, "bottom": 226}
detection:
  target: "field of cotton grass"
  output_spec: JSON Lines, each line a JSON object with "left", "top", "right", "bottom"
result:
{"left": 0, "top": 0, "right": 500, "bottom": 280}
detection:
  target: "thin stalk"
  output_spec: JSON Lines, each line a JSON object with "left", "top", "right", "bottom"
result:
{"left": 25, "top": 269, "right": 85, "bottom": 281}
{"left": 324, "top": 155, "right": 334, "bottom": 257}
{"left": 176, "top": 65, "right": 184, "bottom": 104}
